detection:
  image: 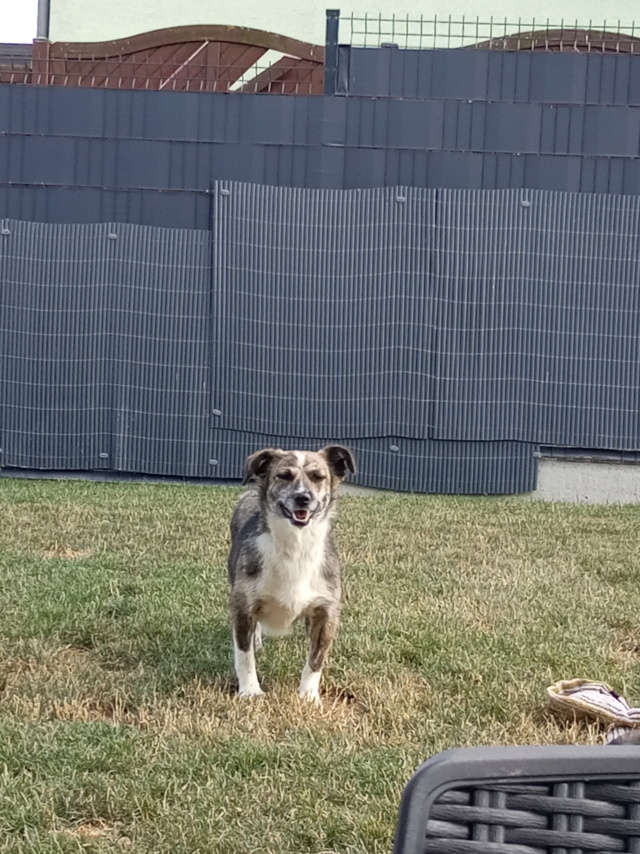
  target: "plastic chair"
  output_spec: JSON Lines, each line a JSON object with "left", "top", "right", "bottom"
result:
{"left": 393, "top": 744, "right": 640, "bottom": 853}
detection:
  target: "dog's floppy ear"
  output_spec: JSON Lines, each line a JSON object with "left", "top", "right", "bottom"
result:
{"left": 321, "top": 445, "right": 356, "bottom": 481}
{"left": 242, "top": 448, "right": 283, "bottom": 485}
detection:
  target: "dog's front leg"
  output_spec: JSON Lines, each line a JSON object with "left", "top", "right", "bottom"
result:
{"left": 299, "top": 604, "right": 339, "bottom": 703}
{"left": 232, "top": 607, "right": 264, "bottom": 698}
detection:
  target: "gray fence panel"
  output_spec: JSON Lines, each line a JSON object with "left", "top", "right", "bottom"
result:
{"left": 0, "top": 219, "right": 214, "bottom": 476}
{"left": 0, "top": 85, "right": 322, "bottom": 145}
{"left": 0, "top": 186, "right": 211, "bottom": 230}
{"left": 210, "top": 429, "right": 537, "bottom": 494}
{"left": 4, "top": 183, "right": 640, "bottom": 489}
{"left": 4, "top": 84, "right": 640, "bottom": 214}
{"left": 4, "top": 145, "right": 640, "bottom": 208}
{"left": 326, "top": 98, "right": 640, "bottom": 158}
{"left": 107, "top": 224, "right": 213, "bottom": 478}
{"left": 339, "top": 47, "right": 640, "bottom": 105}
{"left": 337, "top": 150, "right": 640, "bottom": 194}
{"left": 211, "top": 182, "right": 436, "bottom": 440}
{"left": 0, "top": 135, "right": 330, "bottom": 193}
{"left": 4, "top": 84, "right": 640, "bottom": 182}
{"left": 432, "top": 189, "right": 640, "bottom": 448}
{"left": 0, "top": 220, "right": 112, "bottom": 469}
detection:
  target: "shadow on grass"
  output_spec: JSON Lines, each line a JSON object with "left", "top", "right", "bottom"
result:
{"left": 60, "top": 618, "right": 236, "bottom": 697}
{"left": 131, "top": 620, "right": 236, "bottom": 695}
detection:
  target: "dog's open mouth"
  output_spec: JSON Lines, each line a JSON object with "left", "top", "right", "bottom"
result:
{"left": 280, "top": 504, "right": 312, "bottom": 527}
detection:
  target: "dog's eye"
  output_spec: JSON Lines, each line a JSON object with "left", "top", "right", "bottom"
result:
{"left": 276, "top": 471, "right": 294, "bottom": 481}
{"left": 308, "top": 471, "right": 326, "bottom": 482}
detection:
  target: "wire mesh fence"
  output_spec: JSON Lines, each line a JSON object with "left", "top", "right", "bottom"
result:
{"left": 344, "top": 14, "right": 640, "bottom": 51}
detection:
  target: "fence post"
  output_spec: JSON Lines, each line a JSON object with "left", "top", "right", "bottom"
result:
{"left": 37, "top": 0, "right": 51, "bottom": 38}
{"left": 324, "top": 9, "right": 340, "bottom": 95}
{"left": 32, "top": 39, "right": 51, "bottom": 85}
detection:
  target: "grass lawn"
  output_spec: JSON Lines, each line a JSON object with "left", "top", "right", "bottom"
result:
{"left": 1, "top": 477, "right": 640, "bottom": 853}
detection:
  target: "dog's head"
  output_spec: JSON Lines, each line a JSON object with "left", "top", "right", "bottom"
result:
{"left": 242, "top": 445, "right": 356, "bottom": 528}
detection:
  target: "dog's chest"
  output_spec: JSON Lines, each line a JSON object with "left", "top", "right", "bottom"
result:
{"left": 254, "top": 520, "right": 330, "bottom": 631}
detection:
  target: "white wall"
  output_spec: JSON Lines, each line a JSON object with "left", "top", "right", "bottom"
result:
{"left": 48, "top": 0, "right": 640, "bottom": 45}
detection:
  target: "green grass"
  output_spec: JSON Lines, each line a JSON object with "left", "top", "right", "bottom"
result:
{"left": 1, "top": 477, "right": 640, "bottom": 853}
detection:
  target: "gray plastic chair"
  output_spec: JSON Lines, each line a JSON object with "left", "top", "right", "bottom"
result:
{"left": 393, "top": 745, "right": 640, "bottom": 853}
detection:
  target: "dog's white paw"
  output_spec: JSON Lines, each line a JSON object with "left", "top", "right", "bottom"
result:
{"left": 298, "top": 664, "right": 322, "bottom": 703}
{"left": 298, "top": 687, "right": 321, "bottom": 704}
{"left": 237, "top": 684, "right": 265, "bottom": 698}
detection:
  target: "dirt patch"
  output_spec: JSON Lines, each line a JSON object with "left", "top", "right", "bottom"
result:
{"left": 56, "top": 819, "right": 129, "bottom": 842}
{"left": 63, "top": 820, "right": 114, "bottom": 838}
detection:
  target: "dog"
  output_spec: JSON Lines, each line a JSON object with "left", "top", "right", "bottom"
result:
{"left": 227, "top": 445, "right": 355, "bottom": 702}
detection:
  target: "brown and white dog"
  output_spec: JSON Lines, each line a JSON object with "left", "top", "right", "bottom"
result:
{"left": 227, "top": 445, "right": 355, "bottom": 701}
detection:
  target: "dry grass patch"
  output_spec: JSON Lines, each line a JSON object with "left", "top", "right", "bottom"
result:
{"left": 55, "top": 818, "right": 123, "bottom": 839}
{"left": 42, "top": 545, "right": 95, "bottom": 560}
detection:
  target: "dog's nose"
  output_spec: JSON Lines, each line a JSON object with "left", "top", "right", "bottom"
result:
{"left": 294, "top": 491, "right": 311, "bottom": 508}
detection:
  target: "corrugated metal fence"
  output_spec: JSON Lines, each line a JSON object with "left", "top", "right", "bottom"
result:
{"left": 2, "top": 182, "right": 639, "bottom": 493}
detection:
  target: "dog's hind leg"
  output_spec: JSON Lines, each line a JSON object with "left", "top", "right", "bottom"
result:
{"left": 299, "top": 604, "right": 340, "bottom": 703}
{"left": 232, "top": 608, "right": 264, "bottom": 698}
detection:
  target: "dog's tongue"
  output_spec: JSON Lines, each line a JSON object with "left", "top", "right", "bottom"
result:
{"left": 293, "top": 510, "right": 309, "bottom": 523}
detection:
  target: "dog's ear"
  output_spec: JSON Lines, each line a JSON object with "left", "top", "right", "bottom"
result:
{"left": 242, "top": 448, "right": 283, "bottom": 485}
{"left": 321, "top": 445, "right": 356, "bottom": 481}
